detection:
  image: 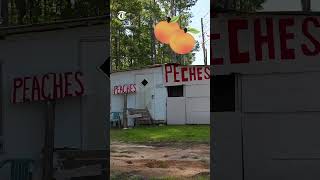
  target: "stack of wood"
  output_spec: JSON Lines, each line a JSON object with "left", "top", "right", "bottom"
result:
{"left": 53, "top": 150, "right": 107, "bottom": 180}
{"left": 128, "top": 108, "right": 153, "bottom": 125}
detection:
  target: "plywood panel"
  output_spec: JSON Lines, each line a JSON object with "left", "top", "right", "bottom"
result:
{"left": 242, "top": 72, "right": 320, "bottom": 112}
{"left": 244, "top": 112, "right": 320, "bottom": 180}
{"left": 167, "top": 97, "right": 186, "bottom": 125}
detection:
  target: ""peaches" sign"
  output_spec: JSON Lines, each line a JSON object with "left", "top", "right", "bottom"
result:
{"left": 113, "top": 84, "right": 136, "bottom": 95}
{"left": 11, "top": 71, "right": 85, "bottom": 104}
{"left": 163, "top": 64, "right": 210, "bottom": 86}
{"left": 211, "top": 14, "right": 320, "bottom": 74}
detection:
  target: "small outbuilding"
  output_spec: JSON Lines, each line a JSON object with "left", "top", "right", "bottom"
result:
{"left": 212, "top": 12, "right": 320, "bottom": 180}
{"left": 0, "top": 16, "right": 109, "bottom": 179}
{"left": 111, "top": 63, "right": 210, "bottom": 125}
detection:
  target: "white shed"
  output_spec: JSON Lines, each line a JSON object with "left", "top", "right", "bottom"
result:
{"left": 212, "top": 13, "right": 320, "bottom": 180}
{"left": 0, "top": 16, "right": 109, "bottom": 179}
{"left": 111, "top": 64, "right": 210, "bottom": 125}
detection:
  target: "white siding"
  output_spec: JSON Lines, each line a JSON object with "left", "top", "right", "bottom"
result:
{"left": 111, "top": 67, "right": 167, "bottom": 121}
{"left": 111, "top": 66, "right": 210, "bottom": 124}
{"left": 242, "top": 72, "right": 320, "bottom": 112}
{"left": 0, "top": 25, "right": 108, "bottom": 178}
{"left": 154, "top": 70, "right": 167, "bottom": 121}
{"left": 110, "top": 71, "right": 136, "bottom": 112}
{"left": 241, "top": 72, "right": 320, "bottom": 180}
{"left": 185, "top": 83, "right": 210, "bottom": 124}
{"left": 167, "top": 97, "right": 186, "bottom": 125}
{"left": 185, "top": 84, "right": 210, "bottom": 98}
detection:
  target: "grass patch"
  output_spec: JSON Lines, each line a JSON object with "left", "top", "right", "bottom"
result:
{"left": 110, "top": 125, "right": 209, "bottom": 144}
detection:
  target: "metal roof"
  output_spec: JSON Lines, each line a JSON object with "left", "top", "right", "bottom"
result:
{"left": 111, "top": 64, "right": 163, "bottom": 73}
{"left": 111, "top": 63, "right": 210, "bottom": 74}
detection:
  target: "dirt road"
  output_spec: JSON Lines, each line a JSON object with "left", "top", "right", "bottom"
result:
{"left": 110, "top": 142, "right": 210, "bottom": 179}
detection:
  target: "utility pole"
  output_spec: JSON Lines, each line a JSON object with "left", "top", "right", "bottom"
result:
{"left": 150, "top": 0, "right": 157, "bottom": 64}
{"left": 201, "top": 18, "right": 207, "bottom": 65}
{"left": 150, "top": 17, "right": 156, "bottom": 65}
{"left": 301, "top": 0, "right": 311, "bottom": 11}
{"left": 170, "top": 0, "right": 177, "bottom": 63}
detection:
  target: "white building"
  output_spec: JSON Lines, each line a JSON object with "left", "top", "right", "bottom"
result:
{"left": 0, "top": 16, "right": 109, "bottom": 179}
{"left": 212, "top": 13, "right": 320, "bottom": 180}
{"left": 111, "top": 64, "right": 210, "bottom": 125}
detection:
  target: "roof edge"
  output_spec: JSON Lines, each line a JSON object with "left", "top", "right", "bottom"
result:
{"left": 0, "top": 15, "right": 109, "bottom": 37}
{"left": 111, "top": 63, "right": 210, "bottom": 74}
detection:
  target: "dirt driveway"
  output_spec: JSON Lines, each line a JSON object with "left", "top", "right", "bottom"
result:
{"left": 110, "top": 142, "right": 210, "bottom": 179}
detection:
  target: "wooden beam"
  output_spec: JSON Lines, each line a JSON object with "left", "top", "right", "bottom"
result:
{"left": 42, "top": 100, "right": 56, "bottom": 179}
{"left": 123, "top": 94, "right": 128, "bottom": 128}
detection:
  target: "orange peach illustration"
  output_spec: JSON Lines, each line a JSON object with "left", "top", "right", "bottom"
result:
{"left": 154, "top": 17, "right": 180, "bottom": 44}
{"left": 169, "top": 28, "right": 196, "bottom": 54}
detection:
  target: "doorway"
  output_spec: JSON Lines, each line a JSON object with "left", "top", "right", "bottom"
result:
{"left": 135, "top": 74, "right": 154, "bottom": 116}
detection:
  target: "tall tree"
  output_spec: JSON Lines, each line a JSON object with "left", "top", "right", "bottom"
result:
{"left": 111, "top": 0, "right": 199, "bottom": 71}
{"left": 7, "top": 0, "right": 106, "bottom": 25}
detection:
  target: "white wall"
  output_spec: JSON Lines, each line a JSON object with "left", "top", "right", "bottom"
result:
{"left": 111, "top": 66, "right": 210, "bottom": 124}
{"left": 166, "top": 65, "right": 210, "bottom": 125}
{"left": 111, "top": 67, "right": 167, "bottom": 121}
{"left": 185, "top": 80, "right": 210, "bottom": 124}
{"left": 242, "top": 72, "right": 320, "bottom": 112}
{"left": 0, "top": 25, "right": 108, "bottom": 178}
{"left": 110, "top": 71, "right": 137, "bottom": 112}
{"left": 153, "top": 69, "right": 167, "bottom": 121}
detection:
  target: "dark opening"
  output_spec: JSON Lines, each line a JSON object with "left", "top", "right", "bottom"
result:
{"left": 141, "top": 79, "right": 148, "bottom": 86}
{"left": 211, "top": 74, "right": 235, "bottom": 112}
{"left": 98, "top": 57, "right": 110, "bottom": 77}
{"left": 167, "top": 85, "right": 183, "bottom": 97}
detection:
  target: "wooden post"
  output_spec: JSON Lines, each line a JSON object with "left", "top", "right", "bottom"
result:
{"left": 123, "top": 94, "right": 128, "bottom": 128}
{"left": 201, "top": 18, "right": 207, "bottom": 65}
{"left": 42, "top": 100, "right": 55, "bottom": 180}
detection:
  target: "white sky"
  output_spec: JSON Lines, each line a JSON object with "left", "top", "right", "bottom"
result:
{"left": 190, "top": 0, "right": 210, "bottom": 65}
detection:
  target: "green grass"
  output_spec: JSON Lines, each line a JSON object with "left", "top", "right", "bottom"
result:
{"left": 110, "top": 125, "right": 210, "bottom": 144}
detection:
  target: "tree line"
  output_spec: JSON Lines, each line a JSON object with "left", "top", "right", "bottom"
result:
{"left": 111, "top": 0, "right": 200, "bottom": 71}
{"left": 5, "top": 0, "right": 107, "bottom": 25}
{"left": 3, "top": 0, "right": 267, "bottom": 72}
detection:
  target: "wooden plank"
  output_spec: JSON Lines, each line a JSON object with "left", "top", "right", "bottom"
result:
{"left": 42, "top": 100, "right": 55, "bottom": 179}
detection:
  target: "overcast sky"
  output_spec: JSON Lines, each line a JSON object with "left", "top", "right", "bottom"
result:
{"left": 190, "top": 0, "right": 210, "bottom": 65}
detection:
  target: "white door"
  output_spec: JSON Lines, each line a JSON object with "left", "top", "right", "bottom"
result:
{"left": 167, "top": 97, "right": 186, "bottom": 124}
{"left": 185, "top": 84, "right": 210, "bottom": 124}
{"left": 80, "top": 39, "right": 108, "bottom": 150}
{"left": 242, "top": 72, "right": 320, "bottom": 180}
{"left": 186, "top": 97, "right": 210, "bottom": 124}
{"left": 135, "top": 74, "right": 154, "bottom": 114}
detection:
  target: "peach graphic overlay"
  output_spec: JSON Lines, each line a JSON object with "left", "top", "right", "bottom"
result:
{"left": 154, "top": 15, "right": 200, "bottom": 55}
